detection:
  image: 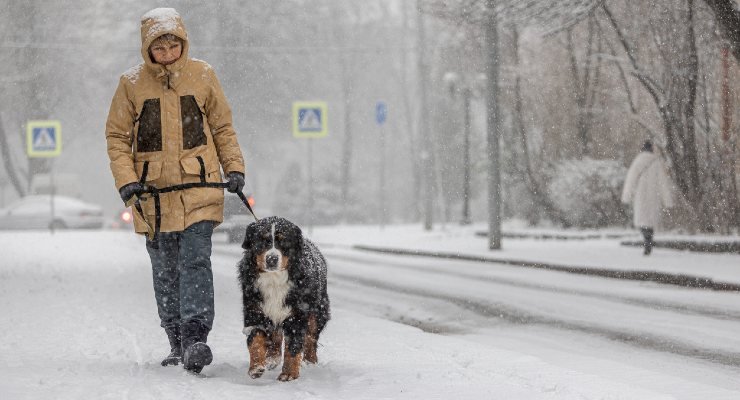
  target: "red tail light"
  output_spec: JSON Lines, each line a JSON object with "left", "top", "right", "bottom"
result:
{"left": 121, "top": 209, "right": 133, "bottom": 223}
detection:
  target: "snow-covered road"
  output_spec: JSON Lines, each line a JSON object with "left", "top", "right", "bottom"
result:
{"left": 310, "top": 246, "right": 740, "bottom": 397}
{"left": 1, "top": 230, "right": 739, "bottom": 399}
{"left": 316, "top": 247, "right": 740, "bottom": 363}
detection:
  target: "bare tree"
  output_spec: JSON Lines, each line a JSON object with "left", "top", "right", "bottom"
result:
{"left": 600, "top": 0, "right": 707, "bottom": 222}
{"left": 328, "top": 4, "right": 359, "bottom": 223}
{"left": 396, "top": 1, "right": 424, "bottom": 222}
{"left": 701, "top": 0, "right": 740, "bottom": 61}
{"left": 510, "top": 27, "right": 570, "bottom": 225}
{"left": 0, "top": 1, "right": 49, "bottom": 197}
{"left": 566, "top": 14, "right": 603, "bottom": 157}
{"left": 0, "top": 113, "right": 26, "bottom": 197}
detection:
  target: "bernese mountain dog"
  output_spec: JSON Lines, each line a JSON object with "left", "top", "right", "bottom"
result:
{"left": 237, "top": 216, "right": 330, "bottom": 381}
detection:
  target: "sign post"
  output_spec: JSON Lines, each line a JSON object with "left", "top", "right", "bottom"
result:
{"left": 376, "top": 101, "right": 387, "bottom": 229}
{"left": 26, "top": 120, "right": 62, "bottom": 234}
{"left": 0, "top": 174, "right": 7, "bottom": 208}
{"left": 293, "top": 102, "right": 328, "bottom": 234}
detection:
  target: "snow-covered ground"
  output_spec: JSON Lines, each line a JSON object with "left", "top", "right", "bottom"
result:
{"left": 310, "top": 222, "right": 740, "bottom": 284}
{"left": 1, "top": 225, "right": 739, "bottom": 399}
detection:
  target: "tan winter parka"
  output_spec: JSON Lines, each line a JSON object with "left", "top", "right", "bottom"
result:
{"left": 106, "top": 9, "right": 245, "bottom": 235}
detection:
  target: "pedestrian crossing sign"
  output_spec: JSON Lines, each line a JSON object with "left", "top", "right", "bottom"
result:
{"left": 293, "top": 101, "right": 327, "bottom": 138}
{"left": 27, "top": 120, "right": 62, "bottom": 157}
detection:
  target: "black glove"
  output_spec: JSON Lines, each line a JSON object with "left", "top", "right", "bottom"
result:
{"left": 119, "top": 182, "right": 146, "bottom": 203}
{"left": 227, "top": 172, "right": 245, "bottom": 194}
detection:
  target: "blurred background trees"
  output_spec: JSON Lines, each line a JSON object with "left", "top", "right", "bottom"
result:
{"left": 429, "top": 0, "right": 739, "bottom": 233}
{"left": 0, "top": 0, "right": 737, "bottom": 232}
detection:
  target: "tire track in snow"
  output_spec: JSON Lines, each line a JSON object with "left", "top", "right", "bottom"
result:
{"left": 352, "top": 245, "right": 740, "bottom": 291}
{"left": 325, "top": 251, "right": 740, "bottom": 322}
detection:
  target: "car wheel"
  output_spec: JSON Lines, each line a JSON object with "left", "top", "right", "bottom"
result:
{"left": 50, "top": 220, "right": 67, "bottom": 230}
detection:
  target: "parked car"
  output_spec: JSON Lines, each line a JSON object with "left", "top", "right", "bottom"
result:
{"left": 0, "top": 195, "right": 104, "bottom": 230}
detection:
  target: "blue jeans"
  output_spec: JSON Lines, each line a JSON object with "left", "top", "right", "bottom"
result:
{"left": 146, "top": 221, "right": 215, "bottom": 331}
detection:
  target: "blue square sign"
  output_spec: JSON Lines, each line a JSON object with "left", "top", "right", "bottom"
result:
{"left": 298, "top": 108, "right": 323, "bottom": 132}
{"left": 293, "top": 101, "right": 328, "bottom": 138}
{"left": 27, "top": 120, "right": 62, "bottom": 157}
{"left": 376, "top": 101, "right": 387, "bottom": 125}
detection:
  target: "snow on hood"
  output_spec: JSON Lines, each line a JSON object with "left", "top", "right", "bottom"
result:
{"left": 141, "top": 8, "right": 181, "bottom": 37}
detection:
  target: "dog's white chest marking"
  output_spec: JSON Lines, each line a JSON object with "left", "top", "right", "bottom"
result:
{"left": 257, "top": 271, "right": 292, "bottom": 324}
{"left": 256, "top": 223, "right": 292, "bottom": 325}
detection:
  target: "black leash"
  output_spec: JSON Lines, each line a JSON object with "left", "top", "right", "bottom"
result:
{"left": 131, "top": 181, "right": 258, "bottom": 248}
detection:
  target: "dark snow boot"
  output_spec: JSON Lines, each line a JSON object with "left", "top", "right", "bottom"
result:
{"left": 181, "top": 321, "right": 212, "bottom": 374}
{"left": 641, "top": 227, "right": 654, "bottom": 256}
{"left": 161, "top": 326, "right": 182, "bottom": 366}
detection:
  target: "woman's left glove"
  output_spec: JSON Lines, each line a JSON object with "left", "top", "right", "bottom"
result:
{"left": 119, "top": 182, "right": 146, "bottom": 204}
{"left": 227, "top": 172, "right": 245, "bottom": 193}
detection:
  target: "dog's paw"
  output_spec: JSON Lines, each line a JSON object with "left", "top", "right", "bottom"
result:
{"left": 303, "top": 353, "right": 317, "bottom": 364}
{"left": 277, "top": 371, "right": 299, "bottom": 381}
{"left": 248, "top": 366, "right": 265, "bottom": 379}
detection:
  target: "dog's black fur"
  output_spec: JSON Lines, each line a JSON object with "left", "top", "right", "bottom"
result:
{"left": 237, "top": 216, "right": 330, "bottom": 380}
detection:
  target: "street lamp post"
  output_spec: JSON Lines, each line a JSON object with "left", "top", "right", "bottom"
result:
{"left": 461, "top": 87, "right": 472, "bottom": 225}
{"left": 444, "top": 72, "right": 483, "bottom": 225}
{"left": 417, "top": 0, "right": 434, "bottom": 231}
{"left": 485, "top": 0, "right": 502, "bottom": 250}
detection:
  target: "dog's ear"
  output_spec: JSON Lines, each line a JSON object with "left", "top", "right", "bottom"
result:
{"left": 241, "top": 224, "right": 253, "bottom": 250}
{"left": 294, "top": 224, "right": 303, "bottom": 242}
{"left": 289, "top": 224, "right": 304, "bottom": 257}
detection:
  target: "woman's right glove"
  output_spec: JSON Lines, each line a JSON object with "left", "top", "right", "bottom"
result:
{"left": 227, "top": 172, "right": 245, "bottom": 193}
{"left": 119, "top": 182, "right": 146, "bottom": 203}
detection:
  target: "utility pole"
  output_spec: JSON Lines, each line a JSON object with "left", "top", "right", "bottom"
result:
{"left": 462, "top": 87, "right": 472, "bottom": 225}
{"left": 417, "top": 0, "right": 434, "bottom": 231}
{"left": 721, "top": 46, "right": 732, "bottom": 143}
{"left": 377, "top": 101, "right": 388, "bottom": 229}
{"left": 307, "top": 138, "right": 314, "bottom": 235}
{"left": 444, "top": 71, "right": 485, "bottom": 225}
{"left": 485, "top": 0, "right": 502, "bottom": 249}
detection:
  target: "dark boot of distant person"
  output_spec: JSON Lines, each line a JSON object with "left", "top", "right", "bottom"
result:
{"left": 161, "top": 326, "right": 182, "bottom": 366}
{"left": 640, "top": 227, "right": 654, "bottom": 255}
{"left": 181, "top": 321, "right": 212, "bottom": 373}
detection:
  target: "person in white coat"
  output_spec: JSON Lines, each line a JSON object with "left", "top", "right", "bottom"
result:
{"left": 621, "top": 141, "right": 674, "bottom": 255}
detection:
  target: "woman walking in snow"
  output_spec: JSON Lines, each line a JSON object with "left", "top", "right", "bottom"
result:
{"left": 105, "top": 8, "right": 246, "bottom": 373}
{"left": 621, "top": 140, "right": 674, "bottom": 255}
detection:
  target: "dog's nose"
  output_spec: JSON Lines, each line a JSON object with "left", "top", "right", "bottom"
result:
{"left": 266, "top": 254, "right": 279, "bottom": 270}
